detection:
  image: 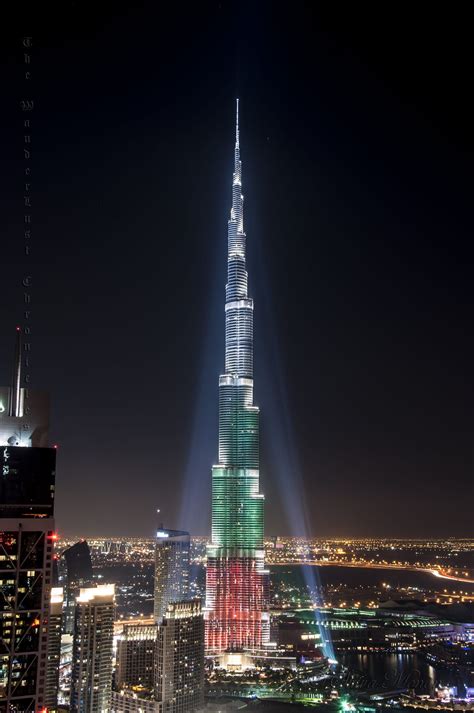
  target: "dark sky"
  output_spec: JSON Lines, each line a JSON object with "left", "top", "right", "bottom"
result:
{"left": 1, "top": 2, "right": 473, "bottom": 538}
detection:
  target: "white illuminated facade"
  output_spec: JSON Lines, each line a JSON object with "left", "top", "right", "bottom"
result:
{"left": 0, "top": 385, "right": 50, "bottom": 447}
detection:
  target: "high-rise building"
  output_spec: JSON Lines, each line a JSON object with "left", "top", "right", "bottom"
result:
{"left": 44, "top": 586, "right": 64, "bottom": 711}
{"left": 0, "top": 329, "right": 58, "bottom": 710}
{"left": 155, "top": 600, "right": 204, "bottom": 713}
{"left": 70, "top": 584, "right": 115, "bottom": 713}
{"left": 59, "top": 539, "right": 94, "bottom": 633}
{"left": 205, "top": 101, "right": 269, "bottom": 653}
{"left": 61, "top": 540, "right": 93, "bottom": 585}
{"left": 116, "top": 623, "right": 158, "bottom": 692}
{"left": 154, "top": 528, "right": 190, "bottom": 623}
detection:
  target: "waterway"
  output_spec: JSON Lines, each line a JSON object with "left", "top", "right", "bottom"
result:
{"left": 271, "top": 566, "right": 474, "bottom": 694}
{"left": 339, "top": 652, "right": 473, "bottom": 694}
{"left": 270, "top": 564, "right": 474, "bottom": 595}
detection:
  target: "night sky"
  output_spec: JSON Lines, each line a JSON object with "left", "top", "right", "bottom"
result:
{"left": 1, "top": 3, "right": 473, "bottom": 538}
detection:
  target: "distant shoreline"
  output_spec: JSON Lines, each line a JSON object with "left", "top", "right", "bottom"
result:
{"left": 268, "top": 560, "right": 474, "bottom": 585}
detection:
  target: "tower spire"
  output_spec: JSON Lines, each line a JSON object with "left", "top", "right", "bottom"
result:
{"left": 235, "top": 98, "right": 239, "bottom": 148}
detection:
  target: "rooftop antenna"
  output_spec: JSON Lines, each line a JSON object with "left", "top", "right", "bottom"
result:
{"left": 9, "top": 327, "right": 22, "bottom": 417}
{"left": 157, "top": 508, "right": 164, "bottom": 531}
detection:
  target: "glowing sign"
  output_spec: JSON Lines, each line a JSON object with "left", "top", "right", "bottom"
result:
{"left": 156, "top": 531, "right": 169, "bottom": 538}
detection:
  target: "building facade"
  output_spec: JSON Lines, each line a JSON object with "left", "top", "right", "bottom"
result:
{"left": 155, "top": 600, "right": 204, "bottom": 713}
{"left": 205, "top": 101, "right": 269, "bottom": 653}
{"left": 111, "top": 690, "right": 160, "bottom": 713}
{"left": 0, "top": 330, "right": 58, "bottom": 711}
{"left": 116, "top": 623, "right": 158, "bottom": 692}
{"left": 70, "top": 584, "right": 115, "bottom": 713}
{"left": 154, "top": 529, "right": 190, "bottom": 624}
{"left": 44, "top": 586, "right": 64, "bottom": 711}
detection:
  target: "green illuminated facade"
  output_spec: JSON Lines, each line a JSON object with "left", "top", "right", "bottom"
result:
{"left": 211, "top": 467, "right": 264, "bottom": 549}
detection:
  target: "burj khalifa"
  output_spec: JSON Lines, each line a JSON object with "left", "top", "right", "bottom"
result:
{"left": 206, "top": 101, "right": 269, "bottom": 653}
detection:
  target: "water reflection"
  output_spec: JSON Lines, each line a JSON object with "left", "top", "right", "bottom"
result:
{"left": 341, "top": 653, "right": 472, "bottom": 695}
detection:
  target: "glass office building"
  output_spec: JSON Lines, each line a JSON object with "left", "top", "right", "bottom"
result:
{"left": 154, "top": 529, "right": 190, "bottom": 624}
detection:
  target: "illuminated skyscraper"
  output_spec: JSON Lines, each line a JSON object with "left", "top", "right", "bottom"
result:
{"left": 205, "top": 102, "right": 269, "bottom": 652}
{"left": 70, "top": 584, "right": 115, "bottom": 713}
{"left": 154, "top": 528, "right": 190, "bottom": 624}
{"left": 155, "top": 600, "right": 204, "bottom": 713}
{"left": 0, "top": 329, "right": 57, "bottom": 710}
{"left": 111, "top": 601, "right": 204, "bottom": 713}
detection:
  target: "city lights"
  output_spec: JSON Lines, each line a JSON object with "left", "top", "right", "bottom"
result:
{"left": 1, "top": 13, "right": 472, "bottom": 709}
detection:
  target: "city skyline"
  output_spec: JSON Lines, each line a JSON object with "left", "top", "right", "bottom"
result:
{"left": 1, "top": 3, "right": 473, "bottom": 539}
{"left": 2, "top": 6, "right": 474, "bottom": 712}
